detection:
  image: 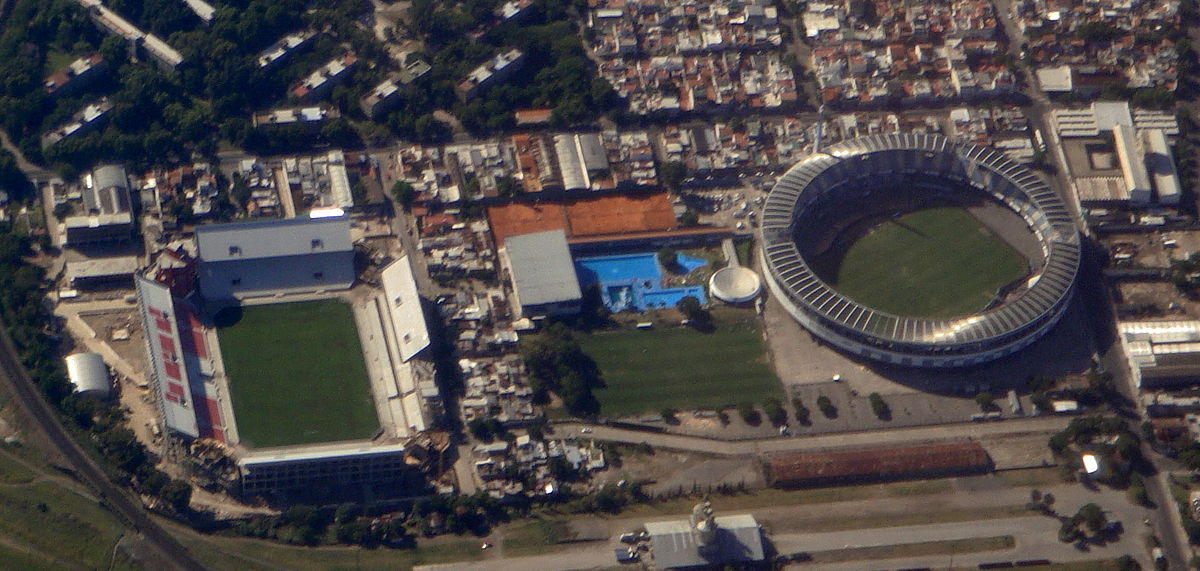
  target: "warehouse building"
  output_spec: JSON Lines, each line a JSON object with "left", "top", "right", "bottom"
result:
{"left": 644, "top": 501, "right": 764, "bottom": 569}
{"left": 64, "top": 352, "right": 111, "bottom": 399}
{"left": 64, "top": 164, "right": 135, "bottom": 246}
{"left": 765, "top": 441, "right": 992, "bottom": 488}
{"left": 499, "top": 230, "right": 582, "bottom": 318}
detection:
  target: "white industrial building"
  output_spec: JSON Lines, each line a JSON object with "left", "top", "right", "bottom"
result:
{"left": 1119, "top": 321, "right": 1200, "bottom": 390}
{"left": 499, "top": 230, "right": 582, "bottom": 318}
{"left": 64, "top": 353, "right": 111, "bottom": 399}
{"left": 1052, "top": 102, "right": 1179, "bottom": 138}
{"left": 1144, "top": 129, "right": 1181, "bottom": 205}
{"left": 1113, "top": 124, "right": 1152, "bottom": 206}
{"left": 644, "top": 501, "right": 765, "bottom": 569}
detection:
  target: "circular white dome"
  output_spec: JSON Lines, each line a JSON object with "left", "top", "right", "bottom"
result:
{"left": 709, "top": 266, "right": 761, "bottom": 303}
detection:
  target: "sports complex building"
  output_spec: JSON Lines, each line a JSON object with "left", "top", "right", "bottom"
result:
{"left": 761, "top": 133, "right": 1081, "bottom": 368}
{"left": 137, "top": 216, "right": 438, "bottom": 495}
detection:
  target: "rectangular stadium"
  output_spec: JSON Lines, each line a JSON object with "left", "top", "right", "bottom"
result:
{"left": 137, "top": 216, "right": 438, "bottom": 495}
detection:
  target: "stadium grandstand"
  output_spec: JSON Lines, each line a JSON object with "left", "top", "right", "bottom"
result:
{"left": 135, "top": 274, "right": 227, "bottom": 441}
{"left": 195, "top": 216, "right": 354, "bottom": 300}
{"left": 762, "top": 133, "right": 1080, "bottom": 368}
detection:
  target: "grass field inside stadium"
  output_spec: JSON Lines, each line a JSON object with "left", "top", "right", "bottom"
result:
{"left": 217, "top": 300, "right": 379, "bottom": 448}
{"left": 581, "top": 308, "right": 780, "bottom": 417}
{"left": 820, "top": 206, "right": 1029, "bottom": 319}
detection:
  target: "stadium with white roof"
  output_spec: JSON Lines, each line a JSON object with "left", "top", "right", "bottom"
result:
{"left": 761, "top": 134, "right": 1081, "bottom": 368}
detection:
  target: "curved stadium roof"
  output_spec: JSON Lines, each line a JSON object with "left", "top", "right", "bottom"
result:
{"left": 761, "top": 133, "right": 1080, "bottom": 349}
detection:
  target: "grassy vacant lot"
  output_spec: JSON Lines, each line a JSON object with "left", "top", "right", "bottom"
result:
{"left": 582, "top": 308, "right": 779, "bottom": 417}
{"left": 822, "top": 206, "right": 1028, "bottom": 318}
{"left": 217, "top": 300, "right": 379, "bottom": 448}
{"left": 0, "top": 446, "right": 132, "bottom": 570}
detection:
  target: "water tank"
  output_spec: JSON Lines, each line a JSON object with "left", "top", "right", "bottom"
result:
{"left": 709, "top": 266, "right": 762, "bottom": 303}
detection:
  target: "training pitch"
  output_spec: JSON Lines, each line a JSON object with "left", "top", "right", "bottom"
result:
{"left": 820, "top": 207, "right": 1028, "bottom": 319}
{"left": 581, "top": 309, "right": 780, "bottom": 417}
{"left": 217, "top": 300, "right": 379, "bottom": 448}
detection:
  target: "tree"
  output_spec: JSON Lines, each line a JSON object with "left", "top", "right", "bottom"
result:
{"left": 52, "top": 202, "right": 72, "bottom": 221}
{"left": 792, "top": 397, "right": 811, "bottom": 425}
{"left": 816, "top": 395, "right": 836, "bottom": 418}
{"left": 159, "top": 479, "right": 192, "bottom": 512}
{"left": 1076, "top": 503, "right": 1107, "bottom": 532}
{"left": 679, "top": 209, "right": 699, "bottom": 226}
{"left": 869, "top": 392, "right": 890, "bottom": 419}
{"left": 660, "top": 161, "right": 686, "bottom": 191}
{"left": 676, "top": 295, "right": 703, "bottom": 319}
{"left": 660, "top": 407, "right": 677, "bottom": 422}
{"left": 736, "top": 401, "right": 758, "bottom": 424}
{"left": 391, "top": 180, "right": 418, "bottom": 208}
{"left": 975, "top": 392, "right": 994, "bottom": 411}
{"left": 657, "top": 247, "right": 678, "bottom": 271}
{"left": 763, "top": 397, "right": 787, "bottom": 427}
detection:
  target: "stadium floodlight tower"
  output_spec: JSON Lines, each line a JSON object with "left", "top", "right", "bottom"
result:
{"left": 761, "top": 133, "right": 1081, "bottom": 368}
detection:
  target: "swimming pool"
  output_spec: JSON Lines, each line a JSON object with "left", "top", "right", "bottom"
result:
{"left": 575, "top": 252, "right": 708, "bottom": 312}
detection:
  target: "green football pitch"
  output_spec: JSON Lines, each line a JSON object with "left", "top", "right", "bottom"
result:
{"left": 216, "top": 300, "right": 379, "bottom": 448}
{"left": 822, "top": 207, "right": 1029, "bottom": 319}
{"left": 581, "top": 309, "right": 780, "bottom": 417}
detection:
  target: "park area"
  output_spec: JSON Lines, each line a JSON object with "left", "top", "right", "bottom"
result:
{"left": 818, "top": 207, "right": 1029, "bottom": 318}
{"left": 580, "top": 308, "right": 780, "bottom": 417}
{"left": 216, "top": 300, "right": 379, "bottom": 448}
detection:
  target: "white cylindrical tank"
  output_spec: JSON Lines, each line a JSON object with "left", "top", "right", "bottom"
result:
{"left": 709, "top": 266, "right": 762, "bottom": 303}
{"left": 64, "top": 353, "right": 111, "bottom": 399}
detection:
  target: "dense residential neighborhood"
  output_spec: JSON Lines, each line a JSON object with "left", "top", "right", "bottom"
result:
{"left": 0, "top": 0, "right": 1197, "bottom": 569}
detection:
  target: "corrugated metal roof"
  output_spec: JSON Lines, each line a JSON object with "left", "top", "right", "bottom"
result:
{"left": 505, "top": 230, "right": 582, "bottom": 308}
{"left": 646, "top": 514, "right": 764, "bottom": 569}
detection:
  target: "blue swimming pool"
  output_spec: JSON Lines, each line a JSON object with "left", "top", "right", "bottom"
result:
{"left": 575, "top": 252, "right": 708, "bottom": 312}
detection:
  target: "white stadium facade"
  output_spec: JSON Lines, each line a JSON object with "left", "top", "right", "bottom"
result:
{"left": 761, "top": 134, "right": 1081, "bottom": 368}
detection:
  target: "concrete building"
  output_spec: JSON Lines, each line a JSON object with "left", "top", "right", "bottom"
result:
{"left": 195, "top": 216, "right": 355, "bottom": 300}
{"left": 1052, "top": 101, "right": 1179, "bottom": 138}
{"left": 1144, "top": 128, "right": 1181, "bottom": 205}
{"left": 239, "top": 442, "right": 411, "bottom": 494}
{"left": 257, "top": 30, "right": 316, "bottom": 69}
{"left": 64, "top": 164, "right": 135, "bottom": 245}
{"left": 644, "top": 501, "right": 765, "bottom": 569}
{"left": 1120, "top": 321, "right": 1200, "bottom": 389}
{"left": 43, "top": 53, "right": 107, "bottom": 98}
{"left": 1113, "top": 124, "right": 1152, "bottom": 206}
{"left": 360, "top": 78, "right": 403, "bottom": 120}
{"left": 76, "top": 0, "right": 183, "bottom": 71}
{"left": 499, "top": 230, "right": 582, "bottom": 318}
{"left": 64, "top": 256, "right": 139, "bottom": 289}
{"left": 64, "top": 353, "right": 111, "bottom": 399}
{"left": 291, "top": 53, "right": 357, "bottom": 102}
{"left": 456, "top": 49, "right": 526, "bottom": 100}
{"left": 43, "top": 98, "right": 113, "bottom": 147}
{"left": 252, "top": 106, "right": 339, "bottom": 129}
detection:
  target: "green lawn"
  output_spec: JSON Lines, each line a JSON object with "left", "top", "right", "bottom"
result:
{"left": 825, "top": 207, "right": 1028, "bottom": 318}
{"left": 0, "top": 448, "right": 129, "bottom": 569}
{"left": 217, "top": 300, "right": 379, "bottom": 448}
{"left": 581, "top": 309, "right": 779, "bottom": 417}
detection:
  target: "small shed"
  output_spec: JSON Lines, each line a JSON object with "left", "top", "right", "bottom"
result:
{"left": 64, "top": 352, "right": 111, "bottom": 399}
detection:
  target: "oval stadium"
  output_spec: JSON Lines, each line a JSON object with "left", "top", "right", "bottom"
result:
{"left": 761, "top": 133, "right": 1080, "bottom": 368}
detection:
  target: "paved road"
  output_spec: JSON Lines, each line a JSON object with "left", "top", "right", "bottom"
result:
{"left": 551, "top": 415, "right": 1071, "bottom": 456}
{"left": 0, "top": 317, "right": 206, "bottom": 571}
